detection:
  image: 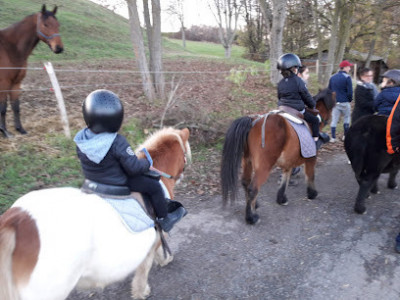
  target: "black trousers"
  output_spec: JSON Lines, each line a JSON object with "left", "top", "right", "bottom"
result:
{"left": 303, "top": 110, "right": 319, "bottom": 138}
{"left": 128, "top": 175, "right": 167, "bottom": 218}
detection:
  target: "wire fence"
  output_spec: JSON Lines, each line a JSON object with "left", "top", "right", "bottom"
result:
{"left": 0, "top": 59, "right": 355, "bottom": 95}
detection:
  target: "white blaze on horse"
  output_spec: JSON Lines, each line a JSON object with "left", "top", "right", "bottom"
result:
{"left": 0, "top": 127, "right": 191, "bottom": 300}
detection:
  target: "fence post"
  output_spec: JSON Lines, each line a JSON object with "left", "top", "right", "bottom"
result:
{"left": 44, "top": 62, "right": 71, "bottom": 138}
{"left": 316, "top": 59, "right": 319, "bottom": 76}
{"left": 353, "top": 63, "right": 357, "bottom": 79}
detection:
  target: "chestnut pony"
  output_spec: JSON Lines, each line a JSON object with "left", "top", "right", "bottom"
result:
{"left": 0, "top": 127, "right": 191, "bottom": 300}
{"left": 0, "top": 5, "right": 63, "bottom": 138}
{"left": 221, "top": 89, "right": 335, "bottom": 224}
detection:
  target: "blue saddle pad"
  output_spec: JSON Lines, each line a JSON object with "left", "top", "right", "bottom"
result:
{"left": 288, "top": 120, "right": 316, "bottom": 158}
{"left": 103, "top": 197, "right": 154, "bottom": 233}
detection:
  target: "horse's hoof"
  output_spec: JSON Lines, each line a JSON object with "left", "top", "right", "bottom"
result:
{"left": 277, "top": 196, "right": 288, "bottom": 206}
{"left": 388, "top": 182, "right": 398, "bottom": 189}
{"left": 158, "top": 254, "right": 174, "bottom": 267}
{"left": 246, "top": 214, "right": 259, "bottom": 225}
{"left": 132, "top": 283, "right": 151, "bottom": 299}
{"left": 16, "top": 127, "right": 27, "bottom": 135}
{"left": 354, "top": 205, "right": 366, "bottom": 214}
{"left": 0, "top": 129, "right": 12, "bottom": 138}
{"left": 307, "top": 188, "right": 318, "bottom": 200}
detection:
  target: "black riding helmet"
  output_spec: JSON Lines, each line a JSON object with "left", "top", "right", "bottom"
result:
{"left": 83, "top": 89, "right": 124, "bottom": 133}
{"left": 277, "top": 53, "right": 302, "bottom": 70}
{"left": 382, "top": 69, "right": 400, "bottom": 86}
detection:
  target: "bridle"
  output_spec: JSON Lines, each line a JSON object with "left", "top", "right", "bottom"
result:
{"left": 36, "top": 13, "right": 60, "bottom": 40}
{"left": 150, "top": 134, "right": 190, "bottom": 180}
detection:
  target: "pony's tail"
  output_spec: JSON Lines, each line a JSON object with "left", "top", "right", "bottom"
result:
{"left": 221, "top": 116, "right": 253, "bottom": 205}
{"left": 0, "top": 225, "right": 18, "bottom": 300}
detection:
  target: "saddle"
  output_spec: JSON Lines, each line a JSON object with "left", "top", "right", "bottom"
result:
{"left": 81, "top": 179, "right": 173, "bottom": 257}
{"left": 81, "top": 179, "right": 131, "bottom": 197}
{"left": 278, "top": 105, "right": 320, "bottom": 119}
{"left": 81, "top": 179, "right": 184, "bottom": 219}
{"left": 278, "top": 105, "right": 304, "bottom": 119}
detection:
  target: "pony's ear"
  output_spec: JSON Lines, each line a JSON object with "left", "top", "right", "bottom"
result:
{"left": 41, "top": 4, "right": 46, "bottom": 14}
{"left": 179, "top": 128, "right": 190, "bottom": 142}
{"left": 53, "top": 6, "right": 58, "bottom": 15}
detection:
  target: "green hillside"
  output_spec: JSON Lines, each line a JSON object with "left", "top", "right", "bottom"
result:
{"left": 0, "top": 0, "right": 134, "bottom": 61}
{"left": 0, "top": 0, "right": 247, "bottom": 62}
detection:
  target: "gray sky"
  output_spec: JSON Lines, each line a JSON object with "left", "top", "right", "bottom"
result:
{"left": 89, "top": 0, "right": 218, "bottom": 32}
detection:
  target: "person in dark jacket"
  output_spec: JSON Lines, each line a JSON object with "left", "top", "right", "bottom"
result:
{"left": 74, "top": 89, "right": 186, "bottom": 232}
{"left": 328, "top": 60, "right": 354, "bottom": 142}
{"left": 351, "top": 67, "right": 378, "bottom": 124}
{"left": 277, "top": 53, "right": 322, "bottom": 149}
{"left": 374, "top": 69, "right": 400, "bottom": 116}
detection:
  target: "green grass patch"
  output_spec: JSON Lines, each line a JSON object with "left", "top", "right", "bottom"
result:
{"left": 0, "top": 118, "right": 148, "bottom": 213}
{"left": 0, "top": 135, "right": 82, "bottom": 213}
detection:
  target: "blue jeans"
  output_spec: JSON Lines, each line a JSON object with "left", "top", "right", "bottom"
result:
{"left": 331, "top": 102, "right": 351, "bottom": 127}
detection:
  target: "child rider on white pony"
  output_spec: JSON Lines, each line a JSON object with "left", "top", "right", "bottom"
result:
{"left": 73, "top": 89, "right": 187, "bottom": 232}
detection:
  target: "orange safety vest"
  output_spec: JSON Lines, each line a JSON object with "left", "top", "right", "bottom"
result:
{"left": 386, "top": 94, "right": 400, "bottom": 154}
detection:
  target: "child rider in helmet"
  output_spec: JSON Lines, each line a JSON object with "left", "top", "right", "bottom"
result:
{"left": 277, "top": 53, "right": 322, "bottom": 149}
{"left": 74, "top": 89, "right": 187, "bottom": 232}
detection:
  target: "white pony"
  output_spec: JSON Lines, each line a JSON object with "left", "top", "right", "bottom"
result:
{"left": 0, "top": 127, "right": 191, "bottom": 300}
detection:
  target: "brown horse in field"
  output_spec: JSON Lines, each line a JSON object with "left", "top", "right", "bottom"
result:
{"left": 0, "top": 5, "right": 63, "bottom": 138}
{"left": 221, "top": 89, "right": 336, "bottom": 224}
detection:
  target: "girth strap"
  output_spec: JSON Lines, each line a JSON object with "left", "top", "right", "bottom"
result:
{"left": 252, "top": 112, "right": 272, "bottom": 148}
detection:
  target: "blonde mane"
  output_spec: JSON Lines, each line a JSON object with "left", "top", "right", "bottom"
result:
{"left": 135, "top": 127, "right": 191, "bottom": 162}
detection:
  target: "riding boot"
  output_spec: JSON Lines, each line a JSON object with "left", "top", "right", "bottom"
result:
{"left": 156, "top": 206, "right": 187, "bottom": 232}
{"left": 331, "top": 127, "right": 336, "bottom": 139}
{"left": 319, "top": 132, "right": 330, "bottom": 143}
{"left": 166, "top": 198, "right": 187, "bottom": 215}
{"left": 315, "top": 138, "right": 324, "bottom": 150}
{"left": 343, "top": 123, "right": 350, "bottom": 138}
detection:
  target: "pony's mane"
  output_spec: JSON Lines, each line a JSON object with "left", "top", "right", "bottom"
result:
{"left": 315, "top": 88, "right": 336, "bottom": 111}
{"left": 135, "top": 127, "right": 191, "bottom": 162}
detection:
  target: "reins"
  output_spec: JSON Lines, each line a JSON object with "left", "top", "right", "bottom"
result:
{"left": 142, "top": 131, "right": 190, "bottom": 181}
{"left": 36, "top": 13, "right": 60, "bottom": 40}
{"left": 150, "top": 166, "right": 182, "bottom": 180}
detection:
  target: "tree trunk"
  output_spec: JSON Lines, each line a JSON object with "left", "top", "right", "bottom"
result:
{"left": 312, "top": 0, "right": 323, "bottom": 84}
{"left": 225, "top": 45, "right": 231, "bottom": 58}
{"left": 269, "top": 0, "right": 287, "bottom": 86}
{"left": 322, "top": 0, "right": 341, "bottom": 87}
{"left": 126, "top": 0, "right": 156, "bottom": 100}
{"left": 365, "top": 9, "right": 383, "bottom": 67}
{"left": 143, "top": 0, "right": 154, "bottom": 82}
{"left": 150, "top": 0, "right": 165, "bottom": 98}
{"left": 181, "top": 22, "right": 186, "bottom": 49}
{"left": 258, "top": 0, "right": 271, "bottom": 57}
{"left": 210, "top": 0, "right": 241, "bottom": 59}
{"left": 334, "top": 1, "right": 354, "bottom": 68}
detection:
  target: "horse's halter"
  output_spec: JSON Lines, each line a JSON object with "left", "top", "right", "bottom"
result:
{"left": 36, "top": 13, "right": 60, "bottom": 40}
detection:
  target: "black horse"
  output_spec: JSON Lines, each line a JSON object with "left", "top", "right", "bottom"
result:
{"left": 344, "top": 114, "right": 400, "bottom": 214}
